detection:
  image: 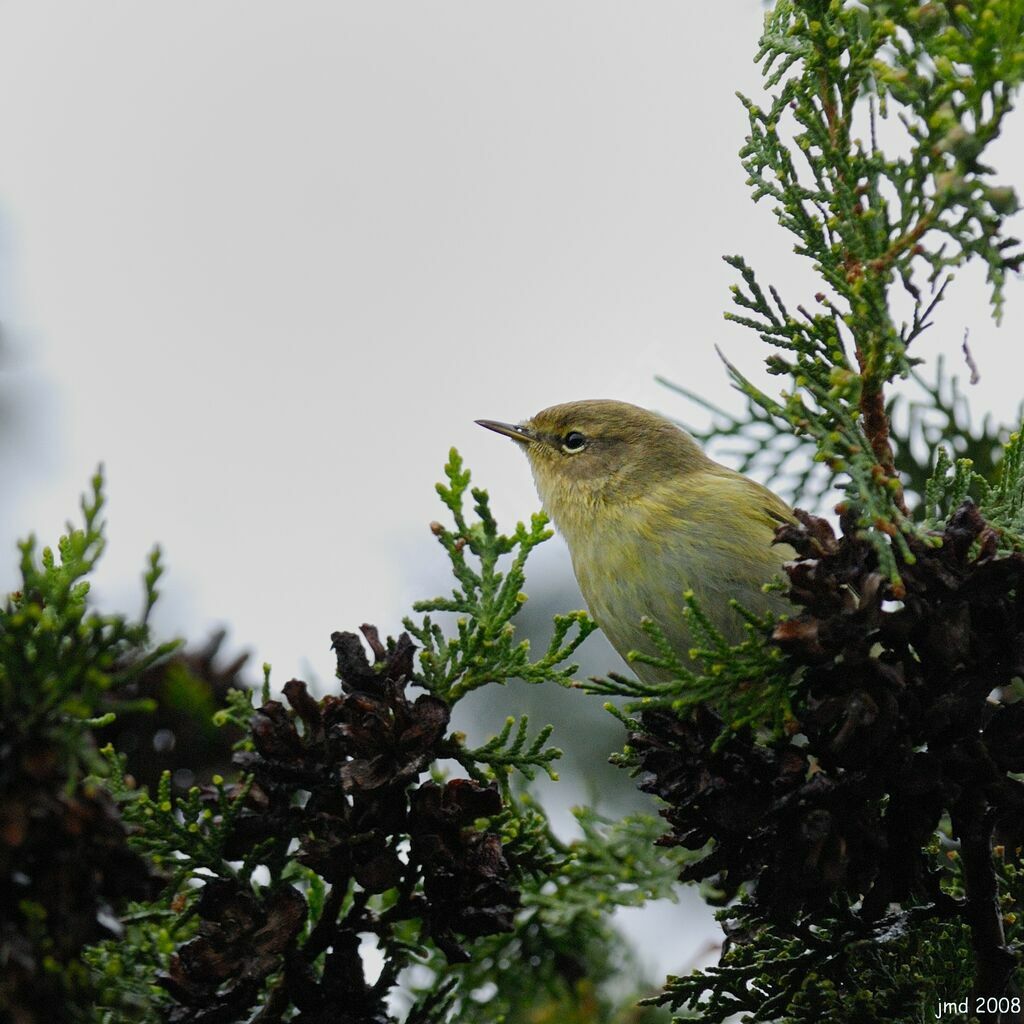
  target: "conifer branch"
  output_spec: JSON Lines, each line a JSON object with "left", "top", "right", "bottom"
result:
{"left": 405, "top": 449, "right": 596, "bottom": 702}
{"left": 724, "top": 0, "right": 1024, "bottom": 586}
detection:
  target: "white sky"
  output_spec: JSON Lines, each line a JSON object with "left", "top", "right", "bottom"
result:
{"left": 2, "top": 0, "right": 1024, "bottom": 982}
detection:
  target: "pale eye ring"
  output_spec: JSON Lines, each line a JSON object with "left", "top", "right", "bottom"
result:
{"left": 562, "top": 431, "right": 587, "bottom": 453}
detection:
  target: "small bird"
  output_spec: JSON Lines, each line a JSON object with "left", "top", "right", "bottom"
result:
{"left": 477, "top": 399, "right": 794, "bottom": 681}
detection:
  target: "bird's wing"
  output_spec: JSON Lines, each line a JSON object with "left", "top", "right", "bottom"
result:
{"left": 758, "top": 489, "right": 796, "bottom": 527}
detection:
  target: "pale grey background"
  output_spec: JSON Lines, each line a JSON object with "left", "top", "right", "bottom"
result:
{"left": 2, "top": 0, "right": 1022, "bottom": 984}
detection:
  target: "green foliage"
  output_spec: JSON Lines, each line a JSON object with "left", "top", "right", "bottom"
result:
{"left": 664, "top": 353, "right": 1018, "bottom": 514}
{"left": 748, "top": 0, "right": 1024, "bottom": 315}
{"left": 82, "top": 905, "right": 183, "bottom": 1023}
{"left": 405, "top": 448, "right": 597, "bottom": 704}
{"left": 717, "top": 0, "right": 1024, "bottom": 587}
{"left": 0, "top": 470, "right": 177, "bottom": 1021}
{"left": 1, "top": 470, "right": 177, "bottom": 781}
{"left": 409, "top": 803, "right": 687, "bottom": 1024}
{"left": 212, "top": 679, "right": 261, "bottom": 746}
{"left": 582, "top": 595, "right": 797, "bottom": 743}
{"left": 454, "top": 715, "right": 562, "bottom": 784}
{"left": 85, "top": 746, "right": 267, "bottom": 1019}
{"left": 924, "top": 423, "right": 1024, "bottom": 548}
{"left": 101, "top": 747, "right": 257, "bottom": 887}
{"left": 982, "top": 428, "right": 1024, "bottom": 543}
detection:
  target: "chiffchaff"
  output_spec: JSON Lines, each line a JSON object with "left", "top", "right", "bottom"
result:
{"left": 477, "top": 399, "right": 794, "bottom": 682}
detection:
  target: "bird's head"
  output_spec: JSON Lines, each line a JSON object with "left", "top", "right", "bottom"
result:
{"left": 476, "top": 399, "right": 712, "bottom": 518}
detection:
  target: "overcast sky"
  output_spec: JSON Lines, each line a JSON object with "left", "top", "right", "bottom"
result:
{"left": 2, "top": 0, "right": 1023, "bottom": 980}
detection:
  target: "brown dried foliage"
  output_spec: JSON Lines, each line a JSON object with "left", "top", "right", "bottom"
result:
{"left": 630, "top": 502, "right": 1024, "bottom": 992}
{"left": 161, "top": 626, "right": 519, "bottom": 1023}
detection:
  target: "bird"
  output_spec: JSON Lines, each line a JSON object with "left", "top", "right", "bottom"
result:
{"left": 476, "top": 399, "right": 794, "bottom": 682}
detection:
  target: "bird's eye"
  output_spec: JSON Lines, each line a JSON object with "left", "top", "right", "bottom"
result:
{"left": 562, "top": 431, "right": 587, "bottom": 453}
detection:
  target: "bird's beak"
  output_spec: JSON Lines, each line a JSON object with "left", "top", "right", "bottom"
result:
{"left": 475, "top": 419, "right": 536, "bottom": 444}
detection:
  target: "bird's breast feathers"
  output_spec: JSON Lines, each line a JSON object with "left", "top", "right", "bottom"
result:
{"left": 553, "top": 469, "right": 792, "bottom": 655}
